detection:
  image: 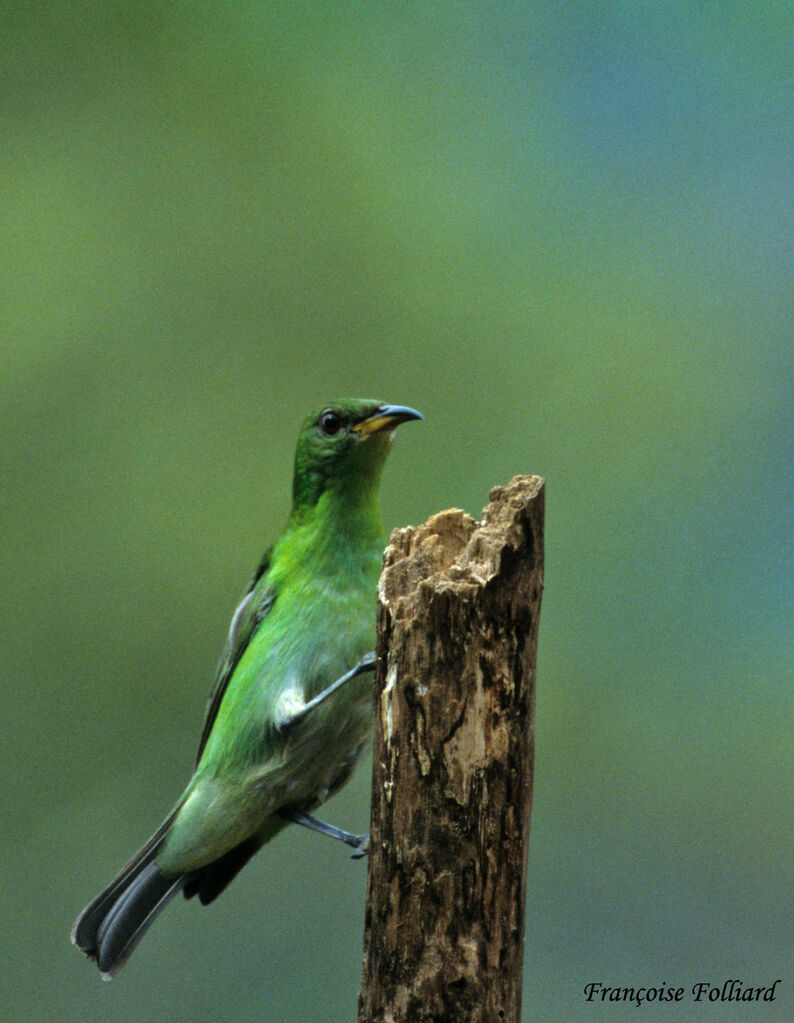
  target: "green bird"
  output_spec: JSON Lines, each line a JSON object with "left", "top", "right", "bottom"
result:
{"left": 72, "top": 398, "right": 422, "bottom": 978}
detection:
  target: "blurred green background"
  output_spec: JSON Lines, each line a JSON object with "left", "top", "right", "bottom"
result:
{"left": 2, "top": 3, "right": 791, "bottom": 1021}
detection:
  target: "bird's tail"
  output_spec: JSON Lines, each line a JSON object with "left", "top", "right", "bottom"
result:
{"left": 71, "top": 812, "right": 184, "bottom": 979}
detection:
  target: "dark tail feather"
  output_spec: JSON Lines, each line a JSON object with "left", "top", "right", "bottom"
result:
{"left": 73, "top": 815, "right": 267, "bottom": 976}
{"left": 183, "top": 834, "right": 260, "bottom": 905}
{"left": 94, "top": 862, "right": 184, "bottom": 977}
{"left": 72, "top": 812, "right": 183, "bottom": 979}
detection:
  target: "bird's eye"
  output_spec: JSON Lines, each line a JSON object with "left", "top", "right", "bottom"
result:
{"left": 320, "top": 410, "right": 342, "bottom": 436}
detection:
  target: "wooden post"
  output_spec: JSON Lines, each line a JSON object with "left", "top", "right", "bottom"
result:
{"left": 358, "top": 476, "right": 545, "bottom": 1023}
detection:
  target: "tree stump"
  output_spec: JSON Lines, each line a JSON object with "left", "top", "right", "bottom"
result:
{"left": 358, "top": 475, "right": 545, "bottom": 1023}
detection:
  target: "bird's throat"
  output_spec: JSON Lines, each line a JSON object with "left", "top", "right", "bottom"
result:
{"left": 278, "top": 483, "right": 385, "bottom": 583}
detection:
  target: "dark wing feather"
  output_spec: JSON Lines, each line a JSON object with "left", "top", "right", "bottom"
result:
{"left": 194, "top": 545, "right": 276, "bottom": 764}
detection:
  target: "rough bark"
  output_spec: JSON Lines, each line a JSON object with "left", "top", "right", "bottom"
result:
{"left": 358, "top": 475, "right": 545, "bottom": 1023}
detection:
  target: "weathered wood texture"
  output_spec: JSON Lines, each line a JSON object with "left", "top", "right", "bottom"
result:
{"left": 358, "top": 475, "right": 544, "bottom": 1023}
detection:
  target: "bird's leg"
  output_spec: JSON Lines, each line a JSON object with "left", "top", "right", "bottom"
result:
{"left": 281, "top": 651, "right": 376, "bottom": 728}
{"left": 279, "top": 806, "right": 369, "bottom": 858}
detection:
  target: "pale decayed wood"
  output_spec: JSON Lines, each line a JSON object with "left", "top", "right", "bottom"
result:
{"left": 358, "top": 476, "right": 545, "bottom": 1023}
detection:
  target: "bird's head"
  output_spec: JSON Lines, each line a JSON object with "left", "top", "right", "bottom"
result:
{"left": 292, "top": 398, "right": 423, "bottom": 512}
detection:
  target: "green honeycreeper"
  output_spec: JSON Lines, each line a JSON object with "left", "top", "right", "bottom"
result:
{"left": 72, "top": 398, "right": 422, "bottom": 978}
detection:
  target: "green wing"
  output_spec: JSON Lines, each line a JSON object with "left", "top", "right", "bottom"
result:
{"left": 194, "top": 546, "right": 276, "bottom": 765}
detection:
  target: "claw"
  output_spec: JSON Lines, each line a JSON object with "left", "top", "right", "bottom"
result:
{"left": 349, "top": 835, "right": 370, "bottom": 859}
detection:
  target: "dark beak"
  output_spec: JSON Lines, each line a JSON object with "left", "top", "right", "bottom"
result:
{"left": 353, "top": 405, "right": 424, "bottom": 437}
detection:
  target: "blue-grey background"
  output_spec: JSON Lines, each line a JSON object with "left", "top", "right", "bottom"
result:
{"left": 2, "top": 4, "right": 791, "bottom": 1021}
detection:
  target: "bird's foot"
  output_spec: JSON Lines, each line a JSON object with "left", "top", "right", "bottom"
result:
{"left": 282, "top": 652, "right": 376, "bottom": 728}
{"left": 348, "top": 834, "right": 370, "bottom": 859}
{"left": 279, "top": 806, "right": 369, "bottom": 859}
